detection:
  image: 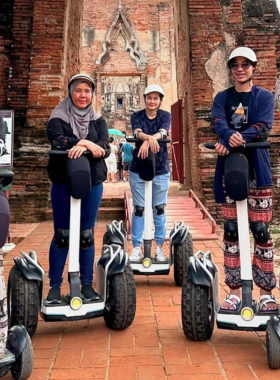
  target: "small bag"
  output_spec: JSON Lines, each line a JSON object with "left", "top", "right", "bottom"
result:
{"left": 224, "top": 152, "right": 250, "bottom": 201}
{"left": 137, "top": 150, "right": 156, "bottom": 181}
{"left": 68, "top": 156, "right": 92, "bottom": 199}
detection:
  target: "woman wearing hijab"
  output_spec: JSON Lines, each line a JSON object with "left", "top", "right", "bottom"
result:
{"left": 46, "top": 73, "right": 110, "bottom": 304}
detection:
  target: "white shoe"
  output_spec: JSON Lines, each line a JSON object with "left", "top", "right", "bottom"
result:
{"left": 155, "top": 246, "right": 167, "bottom": 262}
{"left": 129, "top": 247, "right": 142, "bottom": 262}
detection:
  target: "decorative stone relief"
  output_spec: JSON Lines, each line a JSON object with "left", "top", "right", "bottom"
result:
{"left": 205, "top": 48, "right": 230, "bottom": 99}
{"left": 275, "top": 75, "right": 280, "bottom": 111}
{"left": 205, "top": 35, "right": 235, "bottom": 99}
{"left": 101, "top": 75, "right": 140, "bottom": 131}
{"left": 96, "top": 2, "right": 147, "bottom": 70}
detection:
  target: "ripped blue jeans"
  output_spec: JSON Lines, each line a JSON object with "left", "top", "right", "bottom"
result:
{"left": 129, "top": 171, "right": 170, "bottom": 247}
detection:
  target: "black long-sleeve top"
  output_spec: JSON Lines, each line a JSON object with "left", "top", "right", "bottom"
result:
{"left": 47, "top": 116, "right": 110, "bottom": 185}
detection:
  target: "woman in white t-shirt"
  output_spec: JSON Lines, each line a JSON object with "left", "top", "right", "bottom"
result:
{"left": 105, "top": 137, "right": 118, "bottom": 182}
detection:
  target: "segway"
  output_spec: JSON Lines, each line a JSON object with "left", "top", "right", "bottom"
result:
{"left": 181, "top": 141, "right": 280, "bottom": 368}
{"left": 7, "top": 151, "right": 136, "bottom": 336}
{"left": 126, "top": 137, "right": 193, "bottom": 286}
{"left": 0, "top": 170, "right": 33, "bottom": 380}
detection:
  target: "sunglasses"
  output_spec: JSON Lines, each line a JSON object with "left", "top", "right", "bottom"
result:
{"left": 229, "top": 62, "right": 252, "bottom": 71}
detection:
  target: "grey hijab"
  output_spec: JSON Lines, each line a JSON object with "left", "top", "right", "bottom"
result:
{"left": 49, "top": 79, "right": 101, "bottom": 139}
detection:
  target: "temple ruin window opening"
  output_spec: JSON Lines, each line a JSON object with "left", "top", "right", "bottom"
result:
{"left": 116, "top": 97, "right": 124, "bottom": 110}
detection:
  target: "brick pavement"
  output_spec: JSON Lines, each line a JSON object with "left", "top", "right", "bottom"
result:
{"left": 2, "top": 182, "right": 280, "bottom": 379}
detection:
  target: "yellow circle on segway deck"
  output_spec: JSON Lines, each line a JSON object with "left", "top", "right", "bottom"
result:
{"left": 142, "top": 258, "right": 152, "bottom": 268}
{"left": 70, "top": 297, "right": 82, "bottom": 311}
{"left": 241, "top": 307, "right": 254, "bottom": 321}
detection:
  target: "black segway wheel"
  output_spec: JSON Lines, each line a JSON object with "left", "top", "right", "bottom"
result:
{"left": 181, "top": 270, "right": 214, "bottom": 341}
{"left": 8, "top": 265, "right": 39, "bottom": 337}
{"left": 10, "top": 332, "right": 33, "bottom": 380}
{"left": 104, "top": 265, "right": 136, "bottom": 330}
{"left": 266, "top": 319, "right": 280, "bottom": 369}
{"left": 173, "top": 232, "right": 193, "bottom": 286}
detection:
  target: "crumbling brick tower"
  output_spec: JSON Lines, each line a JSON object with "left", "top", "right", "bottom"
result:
{"left": 0, "top": 0, "right": 83, "bottom": 221}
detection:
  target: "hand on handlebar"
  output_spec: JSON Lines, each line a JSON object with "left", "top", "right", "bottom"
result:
{"left": 87, "top": 142, "right": 106, "bottom": 158}
{"left": 68, "top": 142, "right": 105, "bottom": 159}
{"left": 138, "top": 140, "right": 150, "bottom": 159}
{"left": 147, "top": 135, "right": 160, "bottom": 153}
{"left": 68, "top": 145, "right": 88, "bottom": 159}
{"left": 214, "top": 142, "right": 229, "bottom": 156}
{"left": 229, "top": 132, "right": 246, "bottom": 148}
{"left": 138, "top": 136, "right": 160, "bottom": 159}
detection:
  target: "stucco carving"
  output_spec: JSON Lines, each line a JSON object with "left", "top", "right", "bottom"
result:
{"left": 96, "top": 3, "right": 147, "bottom": 70}
{"left": 101, "top": 75, "right": 140, "bottom": 130}
{"left": 205, "top": 48, "right": 229, "bottom": 98}
{"left": 205, "top": 34, "right": 235, "bottom": 98}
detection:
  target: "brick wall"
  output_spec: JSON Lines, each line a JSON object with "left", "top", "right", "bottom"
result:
{"left": 0, "top": 1, "right": 13, "bottom": 109}
{"left": 0, "top": 0, "right": 83, "bottom": 222}
{"left": 173, "top": 0, "right": 280, "bottom": 223}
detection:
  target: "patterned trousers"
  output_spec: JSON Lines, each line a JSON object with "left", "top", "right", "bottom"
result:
{"left": 222, "top": 187, "right": 276, "bottom": 291}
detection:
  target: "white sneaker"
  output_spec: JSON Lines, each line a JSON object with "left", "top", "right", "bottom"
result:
{"left": 129, "top": 247, "right": 142, "bottom": 262}
{"left": 155, "top": 246, "right": 167, "bottom": 262}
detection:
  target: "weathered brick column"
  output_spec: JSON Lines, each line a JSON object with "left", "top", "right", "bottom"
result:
{"left": 1, "top": 0, "right": 83, "bottom": 222}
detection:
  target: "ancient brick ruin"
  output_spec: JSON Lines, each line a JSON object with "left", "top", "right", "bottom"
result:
{"left": 0, "top": 0, "right": 279, "bottom": 223}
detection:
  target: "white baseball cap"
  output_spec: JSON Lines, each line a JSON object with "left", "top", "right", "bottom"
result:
{"left": 144, "top": 84, "right": 164, "bottom": 97}
{"left": 228, "top": 47, "right": 257, "bottom": 66}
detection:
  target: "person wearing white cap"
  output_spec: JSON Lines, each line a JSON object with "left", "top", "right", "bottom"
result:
{"left": 128, "top": 84, "right": 171, "bottom": 263}
{"left": 210, "top": 47, "right": 276, "bottom": 313}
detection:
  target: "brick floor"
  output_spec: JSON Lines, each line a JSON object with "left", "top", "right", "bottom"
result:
{"left": 2, "top": 181, "right": 280, "bottom": 379}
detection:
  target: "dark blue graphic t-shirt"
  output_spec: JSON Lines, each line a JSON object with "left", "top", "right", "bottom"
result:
{"left": 226, "top": 88, "right": 251, "bottom": 131}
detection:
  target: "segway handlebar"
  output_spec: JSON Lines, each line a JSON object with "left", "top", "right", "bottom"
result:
{"left": 0, "top": 170, "right": 14, "bottom": 188}
{"left": 126, "top": 137, "right": 171, "bottom": 143}
{"left": 205, "top": 142, "right": 270, "bottom": 150}
{"left": 48, "top": 149, "right": 92, "bottom": 156}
